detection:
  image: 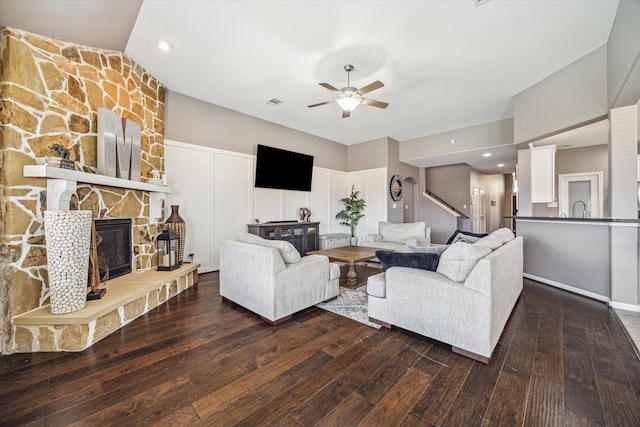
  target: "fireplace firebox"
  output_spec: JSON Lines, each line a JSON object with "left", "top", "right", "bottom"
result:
{"left": 94, "top": 218, "right": 133, "bottom": 280}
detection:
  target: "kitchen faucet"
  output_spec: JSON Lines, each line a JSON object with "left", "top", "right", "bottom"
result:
{"left": 572, "top": 200, "right": 587, "bottom": 218}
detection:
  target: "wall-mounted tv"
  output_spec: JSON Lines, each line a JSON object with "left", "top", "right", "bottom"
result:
{"left": 255, "top": 144, "right": 314, "bottom": 192}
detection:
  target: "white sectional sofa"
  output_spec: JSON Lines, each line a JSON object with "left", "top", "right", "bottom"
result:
{"left": 367, "top": 228, "right": 523, "bottom": 363}
{"left": 360, "top": 221, "right": 431, "bottom": 252}
{"left": 220, "top": 233, "right": 340, "bottom": 324}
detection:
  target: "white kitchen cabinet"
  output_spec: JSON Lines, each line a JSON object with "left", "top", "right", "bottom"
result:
{"left": 530, "top": 145, "right": 556, "bottom": 203}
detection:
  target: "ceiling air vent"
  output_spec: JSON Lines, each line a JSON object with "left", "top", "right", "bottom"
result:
{"left": 266, "top": 98, "right": 283, "bottom": 106}
{"left": 473, "top": 0, "right": 491, "bottom": 7}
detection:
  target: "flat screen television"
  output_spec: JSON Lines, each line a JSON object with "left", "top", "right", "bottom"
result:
{"left": 255, "top": 144, "right": 314, "bottom": 192}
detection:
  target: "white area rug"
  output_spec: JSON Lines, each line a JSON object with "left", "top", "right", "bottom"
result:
{"left": 316, "top": 285, "right": 381, "bottom": 329}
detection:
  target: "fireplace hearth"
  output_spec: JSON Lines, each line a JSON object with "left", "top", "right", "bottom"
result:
{"left": 94, "top": 218, "right": 133, "bottom": 280}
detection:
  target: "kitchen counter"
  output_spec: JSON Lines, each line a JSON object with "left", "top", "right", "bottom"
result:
{"left": 505, "top": 216, "right": 640, "bottom": 223}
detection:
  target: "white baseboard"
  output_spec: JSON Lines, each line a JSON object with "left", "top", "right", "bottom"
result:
{"left": 523, "top": 273, "right": 609, "bottom": 303}
{"left": 609, "top": 301, "right": 640, "bottom": 312}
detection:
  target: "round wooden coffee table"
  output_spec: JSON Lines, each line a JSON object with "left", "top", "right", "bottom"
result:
{"left": 308, "top": 246, "right": 379, "bottom": 286}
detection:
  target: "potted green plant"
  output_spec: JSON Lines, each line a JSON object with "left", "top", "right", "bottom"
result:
{"left": 336, "top": 184, "right": 366, "bottom": 245}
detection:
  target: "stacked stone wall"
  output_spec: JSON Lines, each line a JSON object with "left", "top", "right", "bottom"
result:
{"left": 0, "top": 28, "right": 166, "bottom": 353}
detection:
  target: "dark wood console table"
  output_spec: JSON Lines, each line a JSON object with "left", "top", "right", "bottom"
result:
{"left": 247, "top": 222, "right": 319, "bottom": 256}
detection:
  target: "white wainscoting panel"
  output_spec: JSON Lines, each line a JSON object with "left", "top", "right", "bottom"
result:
{"left": 165, "top": 140, "right": 390, "bottom": 271}
{"left": 347, "top": 168, "right": 387, "bottom": 239}
{"left": 253, "top": 187, "right": 284, "bottom": 223}
{"left": 213, "top": 151, "right": 253, "bottom": 269}
{"left": 283, "top": 191, "right": 310, "bottom": 222}
{"left": 309, "top": 168, "right": 330, "bottom": 235}
{"left": 164, "top": 141, "right": 214, "bottom": 272}
{"left": 329, "top": 171, "right": 349, "bottom": 234}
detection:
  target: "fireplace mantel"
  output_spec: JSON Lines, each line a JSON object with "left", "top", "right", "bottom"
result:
{"left": 23, "top": 165, "right": 172, "bottom": 223}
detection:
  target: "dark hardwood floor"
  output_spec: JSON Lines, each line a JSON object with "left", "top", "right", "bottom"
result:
{"left": 2, "top": 272, "right": 640, "bottom": 426}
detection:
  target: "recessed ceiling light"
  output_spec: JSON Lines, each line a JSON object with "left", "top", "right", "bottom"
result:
{"left": 450, "top": 139, "right": 455, "bottom": 144}
{"left": 497, "top": 163, "right": 505, "bottom": 167}
{"left": 483, "top": 152, "right": 492, "bottom": 157}
{"left": 157, "top": 40, "right": 173, "bottom": 51}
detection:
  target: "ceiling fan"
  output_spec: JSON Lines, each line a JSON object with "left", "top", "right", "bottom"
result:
{"left": 308, "top": 64, "right": 389, "bottom": 118}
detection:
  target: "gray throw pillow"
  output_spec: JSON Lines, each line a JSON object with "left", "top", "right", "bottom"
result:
{"left": 490, "top": 227, "right": 515, "bottom": 244}
{"left": 408, "top": 244, "right": 449, "bottom": 257}
{"left": 375, "top": 250, "right": 440, "bottom": 272}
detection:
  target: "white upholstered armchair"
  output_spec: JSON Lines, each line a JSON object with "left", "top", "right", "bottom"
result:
{"left": 219, "top": 233, "right": 340, "bottom": 324}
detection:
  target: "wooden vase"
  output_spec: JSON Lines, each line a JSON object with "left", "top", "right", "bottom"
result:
{"left": 165, "top": 205, "right": 186, "bottom": 265}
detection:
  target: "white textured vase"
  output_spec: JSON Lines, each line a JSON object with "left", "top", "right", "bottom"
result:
{"left": 44, "top": 210, "right": 93, "bottom": 314}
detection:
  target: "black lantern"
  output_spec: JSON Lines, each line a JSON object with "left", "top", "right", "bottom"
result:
{"left": 157, "top": 229, "right": 179, "bottom": 271}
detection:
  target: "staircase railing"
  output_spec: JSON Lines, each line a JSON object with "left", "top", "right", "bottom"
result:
{"left": 422, "top": 191, "right": 469, "bottom": 218}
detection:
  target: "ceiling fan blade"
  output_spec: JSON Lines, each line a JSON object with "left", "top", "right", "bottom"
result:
{"left": 356, "top": 80, "right": 384, "bottom": 96}
{"left": 308, "top": 100, "right": 335, "bottom": 108}
{"left": 319, "top": 82, "right": 342, "bottom": 93}
{"left": 362, "top": 98, "right": 389, "bottom": 109}
{"left": 342, "top": 109, "right": 351, "bottom": 119}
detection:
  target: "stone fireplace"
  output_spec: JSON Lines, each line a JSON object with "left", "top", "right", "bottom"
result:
{"left": 0, "top": 27, "right": 197, "bottom": 354}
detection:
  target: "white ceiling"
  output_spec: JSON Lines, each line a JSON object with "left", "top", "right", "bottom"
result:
{"left": 0, "top": 0, "right": 619, "bottom": 174}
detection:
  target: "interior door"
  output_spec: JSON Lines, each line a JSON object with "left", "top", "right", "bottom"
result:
{"left": 472, "top": 186, "right": 487, "bottom": 234}
{"left": 559, "top": 172, "right": 603, "bottom": 218}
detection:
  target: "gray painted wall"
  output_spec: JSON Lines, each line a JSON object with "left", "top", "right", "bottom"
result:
{"left": 345, "top": 137, "right": 420, "bottom": 223}
{"left": 423, "top": 199, "right": 458, "bottom": 244}
{"left": 423, "top": 164, "right": 472, "bottom": 242}
{"left": 607, "top": 0, "right": 640, "bottom": 108}
{"left": 347, "top": 138, "right": 387, "bottom": 171}
{"left": 387, "top": 138, "right": 420, "bottom": 223}
{"left": 513, "top": 45, "right": 608, "bottom": 144}
{"left": 400, "top": 119, "right": 513, "bottom": 161}
{"left": 426, "top": 164, "right": 472, "bottom": 217}
{"left": 164, "top": 91, "right": 348, "bottom": 171}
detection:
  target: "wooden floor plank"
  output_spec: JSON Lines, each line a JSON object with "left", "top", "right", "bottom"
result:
{"left": 315, "top": 391, "right": 374, "bottom": 427}
{"left": 482, "top": 371, "right": 529, "bottom": 426}
{"left": 525, "top": 374, "right": 565, "bottom": 427}
{"left": 356, "top": 344, "right": 423, "bottom": 404}
{"left": 411, "top": 354, "right": 474, "bottom": 425}
{"left": 533, "top": 306, "right": 564, "bottom": 381}
{"left": 439, "top": 395, "right": 487, "bottom": 427}
{"left": 563, "top": 325, "right": 607, "bottom": 425}
{"left": 1, "top": 275, "right": 639, "bottom": 427}
{"left": 197, "top": 351, "right": 334, "bottom": 425}
{"left": 458, "top": 341, "right": 508, "bottom": 408}
{"left": 358, "top": 368, "right": 433, "bottom": 426}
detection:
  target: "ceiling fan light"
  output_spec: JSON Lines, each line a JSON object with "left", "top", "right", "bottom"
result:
{"left": 337, "top": 95, "right": 362, "bottom": 112}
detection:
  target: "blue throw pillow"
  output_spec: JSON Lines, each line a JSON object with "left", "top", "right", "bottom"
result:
{"left": 375, "top": 251, "right": 440, "bottom": 272}
{"left": 445, "top": 230, "right": 488, "bottom": 245}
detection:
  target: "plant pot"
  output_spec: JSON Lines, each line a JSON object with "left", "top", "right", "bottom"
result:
{"left": 350, "top": 237, "right": 358, "bottom": 246}
{"left": 44, "top": 210, "right": 93, "bottom": 314}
